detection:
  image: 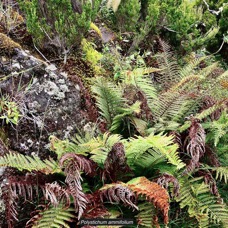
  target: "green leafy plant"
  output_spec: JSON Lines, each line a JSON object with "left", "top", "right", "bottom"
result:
{"left": 0, "top": 96, "right": 21, "bottom": 125}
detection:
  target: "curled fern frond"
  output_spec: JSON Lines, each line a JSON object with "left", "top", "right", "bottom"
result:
{"left": 127, "top": 176, "right": 170, "bottom": 225}
{"left": 156, "top": 173, "right": 180, "bottom": 197}
{"left": 103, "top": 142, "right": 133, "bottom": 182}
{"left": 99, "top": 183, "right": 138, "bottom": 210}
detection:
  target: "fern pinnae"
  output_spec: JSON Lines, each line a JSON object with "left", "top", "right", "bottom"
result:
{"left": 27, "top": 204, "right": 75, "bottom": 228}
{"left": 156, "top": 40, "right": 180, "bottom": 87}
{"left": 0, "top": 153, "right": 59, "bottom": 174}
{"left": 92, "top": 77, "right": 124, "bottom": 126}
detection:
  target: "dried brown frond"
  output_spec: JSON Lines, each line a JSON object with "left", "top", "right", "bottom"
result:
{"left": 184, "top": 116, "right": 206, "bottom": 173}
{"left": 197, "top": 170, "right": 219, "bottom": 196}
{"left": 1, "top": 183, "right": 18, "bottom": 228}
{"left": 82, "top": 193, "right": 110, "bottom": 219}
{"left": 59, "top": 153, "right": 97, "bottom": 219}
{"left": 156, "top": 173, "right": 180, "bottom": 197}
{"left": 204, "top": 145, "right": 220, "bottom": 167}
{"left": 128, "top": 177, "right": 170, "bottom": 225}
{"left": 99, "top": 183, "right": 138, "bottom": 210}
{"left": 103, "top": 142, "right": 133, "bottom": 182}
{"left": 44, "top": 182, "right": 71, "bottom": 208}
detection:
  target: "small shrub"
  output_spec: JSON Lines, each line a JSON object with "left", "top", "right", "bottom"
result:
{"left": 116, "top": 0, "right": 141, "bottom": 32}
{"left": 19, "top": 0, "right": 101, "bottom": 56}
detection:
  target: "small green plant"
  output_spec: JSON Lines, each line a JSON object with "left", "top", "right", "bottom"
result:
{"left": 0, "top": 96, "right": 21, "bottom": 125}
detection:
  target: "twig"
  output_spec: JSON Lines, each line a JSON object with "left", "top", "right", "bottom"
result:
{"left": 33, "top": 43, "right": 50, "bottom": 63}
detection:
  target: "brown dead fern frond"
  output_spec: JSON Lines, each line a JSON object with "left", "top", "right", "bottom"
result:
{"left": 103, "top": 142, "right": 133, "bottom": 182}
{"left": 59, "top": 153, "right": 97, "bottom": 219}
{"left": 128, "top": 177, "right": 170, "bottom": 225}
{"left": 99, "top": 183, "right": 138, "bottom": 211}
{"left": 184, "top": 116, "right": 206, "bottom": 173}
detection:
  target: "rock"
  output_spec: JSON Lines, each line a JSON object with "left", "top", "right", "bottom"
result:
{"left": 0, "top": 48, "right": 85, "bottom": 159}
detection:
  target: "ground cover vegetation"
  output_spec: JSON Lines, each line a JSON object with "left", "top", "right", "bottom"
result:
{"left": 0, "top": 0, "right": 228, "bottom": 227}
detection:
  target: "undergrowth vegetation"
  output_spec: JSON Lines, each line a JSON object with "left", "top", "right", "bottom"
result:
{"left": 0, "top": 0, "right": 228, "bottom": 228}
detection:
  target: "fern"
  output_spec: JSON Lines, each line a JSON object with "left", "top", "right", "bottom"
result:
{"left": 127, "top": 177, "right": 170, "bottom": 225}
{"left": 99, "top": 182, "right": 138, "bottom": 210}
{"left": 86, "top": 133, "right": 122, "bottom": 167}
{"left": 110, "top": 101, "right": 141, "bottom": 133}
{"left": 59, "top": 153, "right": 97, "bottom": 219}
{"left": 176, "top": 177, "right": 228, "bottom": 227}
{"left": 91, "top": 77, "right": 124, "bottom": 127}
{"left": 204, "top": 111, "right": 228, "bottom": 146}
{"left": 125, "top": 133, "right": 185, "bottom": 170}
{"left": 212, "top": 167, "right": 228, "bottom": 184}
{"left": 0, "top": 153, "right": 60, "bottom": 174}
{"left": 180, "top": 57, "right": 206, "bottom": 79}
{"left": 136, "top": 202, "right": 158, "bottom": 228}
{"left": 152, "top": 91, "right": 192, "bottom": 122}
{"left": 156, "top": 39, "right": 180, "bottom": 88}
{"left": 27, "top": 204, "right": 75, "bottom": 228}
{"left": 179, "top": 101, "right": 227, "bottom": 133}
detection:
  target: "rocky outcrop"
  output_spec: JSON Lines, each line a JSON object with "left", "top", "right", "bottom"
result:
{"left": 0, "top": 39, "right": 85, "bottom": 158}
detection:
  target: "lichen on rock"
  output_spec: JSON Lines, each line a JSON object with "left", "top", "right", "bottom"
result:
{"left": 0, "top": 48, "right": 85, "bottom": 160}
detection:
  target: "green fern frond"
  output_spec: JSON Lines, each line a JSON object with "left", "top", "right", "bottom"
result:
{"left": 211, "top": 167, "right": 228, "bottom": 184}
{"left": 0, "top": 153, "right": 60, "bottom": 174}
{"left": 136, "top": 202, "right": 158, "bottom": 227}
{"left": 176, "top": 177, "right": 228, "bottom": 227}
{"left": 205, "top": 111, "right": 228, "bottom": 146}
{"left": 196, "top": 102, "right": 226, "bottom": 121}
{"left": 125, "top": 133, "right": 185, "bottom": 170}
{"left": 92, "top": 77, "right": 124, "bottom": 127}
{"left": 30, "top": 205, "right": 75, "bottom": 228}
{"left": 119, "top": 67, "right": 158, "bottom": 110}
{"left": 152, "top": 91, "right": 190, "bottom": 122}
{"left": 135, "top": 75, "right": 158, "bottom": 110}
{"left": 179, "top": 101, "right": 227, "bottom": 133}
{"left": 180, "top": 57, "right": 206, "bottom": 79}
{"left": 110, "top": 101, "right": 141, "bottom": 132}
{"left": 82, "top": 133, "right": 122, "bottom": 166}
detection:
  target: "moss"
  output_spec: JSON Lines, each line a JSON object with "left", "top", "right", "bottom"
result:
{"left": 90, "top": 22, "right": 102, "bottom": 37}
{"left": 0, "top": 33, "right": 21, "bottom": 54}
{"left": 81, "top": 38, "right": 103, "bottom": 75}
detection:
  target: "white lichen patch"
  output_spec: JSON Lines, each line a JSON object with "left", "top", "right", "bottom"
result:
{"left": 43, "top": 81, "right": 68, "bottom": 100}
